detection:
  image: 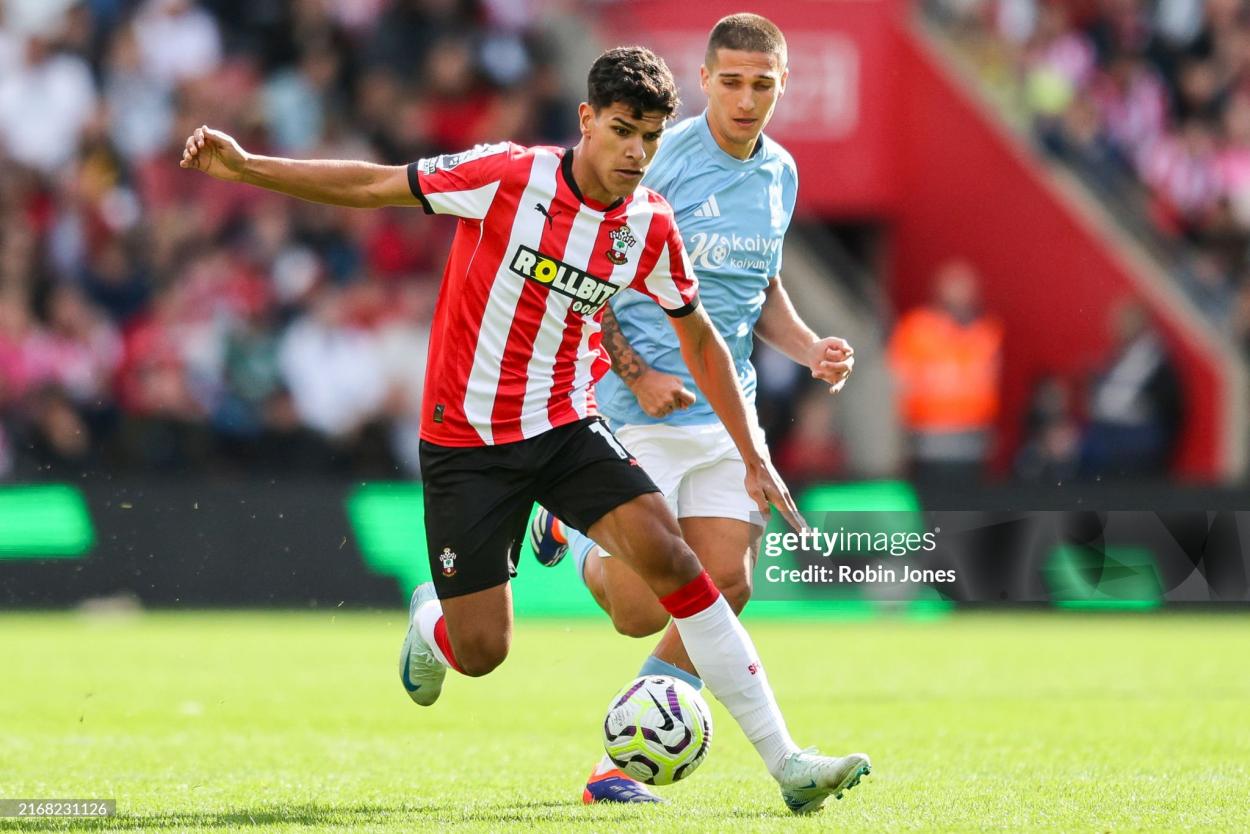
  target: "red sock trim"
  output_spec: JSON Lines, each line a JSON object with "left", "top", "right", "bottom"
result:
{"left": 659, "top": 570, "right": 721, "bottom": 619}
{"left": 432, "top": 616, "right": 463, "bottom": 673}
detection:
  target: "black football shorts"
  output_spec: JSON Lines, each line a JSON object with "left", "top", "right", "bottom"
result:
{"left": 418, "top": 416, "right": 660, "bottom": 598}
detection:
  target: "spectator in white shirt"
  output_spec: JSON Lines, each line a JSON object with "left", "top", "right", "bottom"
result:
{"left": 133, "top": 0, "right": 222, "bottom": 89}
{"left": 0, "top": 32, "right": 96, "bottom": 173}
{"left": 278, "top": 286, "right": 387, "bottom": 439}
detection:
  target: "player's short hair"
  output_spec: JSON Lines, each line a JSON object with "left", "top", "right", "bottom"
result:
{"left": 705, "top": 13, "right": 788, "bottom": 68}
{"left": 587, "top": 46, "right": 680, "bottom": 119}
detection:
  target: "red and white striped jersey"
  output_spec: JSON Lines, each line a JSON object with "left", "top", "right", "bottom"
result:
{"left": 408, "top": 142, "right": 699, "bottom": 447}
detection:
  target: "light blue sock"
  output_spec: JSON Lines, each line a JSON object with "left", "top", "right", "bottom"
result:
{"left": 639, "top": 655, "right": 703, "bottom": 691}
{"left": 566, "top": 527, "right": 599, "bottom": 586}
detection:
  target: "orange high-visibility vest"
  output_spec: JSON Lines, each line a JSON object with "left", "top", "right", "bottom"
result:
{"left": 887, "top": 308, "right": 1003, "bottom": 432}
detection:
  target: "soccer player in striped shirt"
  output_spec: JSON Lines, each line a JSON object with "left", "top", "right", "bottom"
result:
{"left": 179, "top": 44, "right": 865, "bottom": 814}
{"left": 529, "top": 16, "right": 866, "bottom": 809}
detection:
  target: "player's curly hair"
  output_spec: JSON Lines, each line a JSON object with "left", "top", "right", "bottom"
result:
{"left": 587, "top": 46, "right": 680, "bottom": 119}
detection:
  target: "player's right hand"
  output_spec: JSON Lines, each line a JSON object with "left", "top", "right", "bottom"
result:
{"left": 744, "top": 454, "right": 808, "bottom": 532}
{"left": 179, "top": 125, "right": 248, "bottom": 181}
{"left": 630, "top": 369, "right": 696, "bottom": 419}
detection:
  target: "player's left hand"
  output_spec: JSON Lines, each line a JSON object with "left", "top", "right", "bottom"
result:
{"left": 806, "top": 336, "right": 854, "bottom": 394}
{"left": 629, "top": 369, "right": 696, "bottom": 419}
{"left": 744, "top": 455, "right": 808, "bottom": 532}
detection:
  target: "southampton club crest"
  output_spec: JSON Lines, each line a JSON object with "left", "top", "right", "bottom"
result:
{"left": 606, "top": 224, "right": 637, "bottom": 265}
{"left": 439, "top": 547, "right": 458, "bottom": 577}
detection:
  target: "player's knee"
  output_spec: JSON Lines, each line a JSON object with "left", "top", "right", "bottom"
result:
{"left": 610, "top": 606, "right": 669, "bottom": 638}
{"left": 616, "top": 523, "right": 700, "bottom": 579}
{"left": 457, "top": 649, "right": 506, "bottom": 677}
{"left": 453, "top": 633, "right": 509, "bottom": 677}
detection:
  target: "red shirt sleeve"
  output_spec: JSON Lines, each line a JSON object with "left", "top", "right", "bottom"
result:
{"left": 406, "top": 142, "right": 517, "bottom": 219}
{"left": 630, "top": 202, "right": 700, "bottom": 317}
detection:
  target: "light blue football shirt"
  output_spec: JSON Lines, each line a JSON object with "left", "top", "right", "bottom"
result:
{"left": 597, "top": 111, "right": 799, "bottom": 427}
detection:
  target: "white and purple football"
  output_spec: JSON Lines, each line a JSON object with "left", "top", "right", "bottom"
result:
{"left": 602, "top": 675, "right": 713, "bottom": 785}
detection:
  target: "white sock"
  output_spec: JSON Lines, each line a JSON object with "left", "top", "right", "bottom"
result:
{"left": 670, "top": 592, "right": 800, "bottom": 779}
{"left": 592, "top": 754, "right": 617, "bottom": 777}
{"left": 414, "top": 598, "right": 451, "bottom": 668}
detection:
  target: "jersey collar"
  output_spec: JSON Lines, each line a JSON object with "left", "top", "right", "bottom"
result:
{"left": 562, "top": 148, "right": 626, "bottom": 213}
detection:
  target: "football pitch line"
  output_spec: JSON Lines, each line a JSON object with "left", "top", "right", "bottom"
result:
{"left": 1, "top": 611, "right": 1247, "bottom": 832}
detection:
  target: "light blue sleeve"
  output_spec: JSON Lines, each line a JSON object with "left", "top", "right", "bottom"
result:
{"left": 771, "top": 161, "right": 798, "bottom": 276}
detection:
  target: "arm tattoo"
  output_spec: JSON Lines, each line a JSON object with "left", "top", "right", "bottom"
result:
{"left": 600, "top": 307, "right": 650, "bottom": 386}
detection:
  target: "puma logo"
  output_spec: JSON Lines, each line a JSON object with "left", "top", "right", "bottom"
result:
{"left": 534, "top": 202, "right": 559, "bottom": 229}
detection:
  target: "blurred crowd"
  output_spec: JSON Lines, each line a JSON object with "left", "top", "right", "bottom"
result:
{"left": 0, "top": 0, "right": 1194, "bottom": 487}
{"left": 931, "top": 0, "right": 1250, "bottom": 358}
{"left": 0, "top": 0, "right": 586, "bottom": 478}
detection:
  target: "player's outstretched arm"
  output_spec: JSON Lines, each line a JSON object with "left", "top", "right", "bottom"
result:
{"left": 754, "top": 275, "right": 855, "bottom": 393}
{"left": 179, "top": 125, "right": 418, "bottom": 209}
{"left": 601, "top": 307, "right": 695, "bottom": 419}
{"left": 670, "top": 305, "right": 806, "bottom": 531}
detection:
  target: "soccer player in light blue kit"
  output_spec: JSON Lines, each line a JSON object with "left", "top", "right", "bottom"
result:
{"left": 531, "top": 14, "right": 864, "bottom": 809}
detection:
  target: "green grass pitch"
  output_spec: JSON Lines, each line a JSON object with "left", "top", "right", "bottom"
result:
{"left": 1, "top": 610, "right": 1247, "bottom": 832}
